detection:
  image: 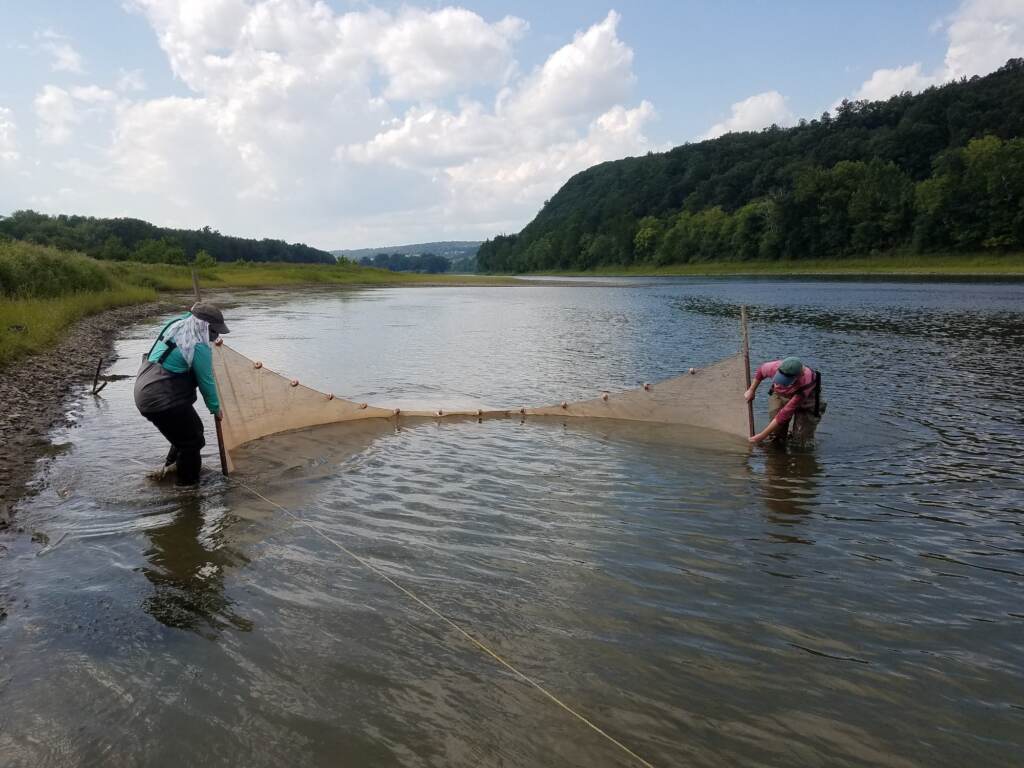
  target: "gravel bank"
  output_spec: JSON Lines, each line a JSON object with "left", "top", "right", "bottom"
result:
{"left": 0, "top": 301, "right": 177, "bottom": 527}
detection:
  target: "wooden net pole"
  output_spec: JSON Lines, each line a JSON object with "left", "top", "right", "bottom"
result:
{"left": 195, "top": 268, "right": 229, "bottom": 475}
{"left": 215, "top": 417, "right": 230, "bottom": 476}
{"left": 741, "top": 305, "right": 755, "bottom": 437}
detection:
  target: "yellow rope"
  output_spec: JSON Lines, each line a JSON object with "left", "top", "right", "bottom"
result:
{"left": 232, "top": 477, "right": 656, "bottom": 768}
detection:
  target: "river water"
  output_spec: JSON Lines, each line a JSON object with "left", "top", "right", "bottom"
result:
{"left": 1, "top": 278, "right": 1022, "bottom": 767}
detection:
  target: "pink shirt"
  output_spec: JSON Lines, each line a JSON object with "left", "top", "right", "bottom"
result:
{"left": 755, "top": 360, "right": 818, "bottom": 425}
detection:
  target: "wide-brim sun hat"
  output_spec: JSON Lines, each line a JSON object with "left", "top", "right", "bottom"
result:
{"left": 772, "top": 356, "right": 803, "bottom": 386}
{"left": 191, "top": 302, "right": 230, "bottom": 335}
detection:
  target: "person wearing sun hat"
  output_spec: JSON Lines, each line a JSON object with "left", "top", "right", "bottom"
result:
{"left": 744, "top": 356, "right": 825, "bottom": 444}
{"left": 134, "top": 303, "right": 231, "bottom": 485}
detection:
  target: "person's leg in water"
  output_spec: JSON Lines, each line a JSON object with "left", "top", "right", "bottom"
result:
{"left": 767, "top": 392, "right": 791, "bottom": 443}
{"left": 146, "top": 405, "right": 206, "bottom": 485}
{"left": 791, "top": 399, "right": 827, "bottom": 444}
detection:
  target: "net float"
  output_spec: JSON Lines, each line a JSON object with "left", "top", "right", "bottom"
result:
{"left": 290, "top": 379, "right": 299, "bottom": 387}
{"left": 254, "top": 361, "right": 263, "bottom": 369}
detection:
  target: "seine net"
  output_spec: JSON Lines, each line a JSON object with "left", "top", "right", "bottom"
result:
{"left": 211, "top": 342, "right": 753, "bottom": 474}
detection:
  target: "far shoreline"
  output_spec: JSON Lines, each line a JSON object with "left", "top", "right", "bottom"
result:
{"left": 504, "top": 252, "right": 1024, "bottom": 279}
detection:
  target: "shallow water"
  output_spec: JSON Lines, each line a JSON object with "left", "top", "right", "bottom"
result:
{"left": 1, "top": 279, "right": 1022, "bottom": 767}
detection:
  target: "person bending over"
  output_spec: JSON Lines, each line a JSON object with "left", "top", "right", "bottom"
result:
{"left": 744, "top": 356, "right": 825, "bottom": 445}
{"left": 134, "top": 303, "right": 230, "bottom": 485}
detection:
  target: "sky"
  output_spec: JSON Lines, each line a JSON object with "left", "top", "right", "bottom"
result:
{"left": 1, "top": 0, "right": 1023, "bottom": 249}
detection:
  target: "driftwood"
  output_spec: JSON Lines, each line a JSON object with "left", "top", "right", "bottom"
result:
{"left": 91, "top": 356, "right": 108, "bottom": 395}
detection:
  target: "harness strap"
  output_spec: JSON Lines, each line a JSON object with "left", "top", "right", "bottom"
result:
{"left": 147, "top": 317, "right": 187, "bottom": 368}
{"left": 156, "top": 340, "right": 177, "bottom": 365}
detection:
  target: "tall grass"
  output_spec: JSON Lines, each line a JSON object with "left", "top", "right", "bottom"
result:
{"left": 0, "top": 287, "right": 155, "bottom": 367}
{"left": 102, "top": 258, "right": 508, "bottom": 289}
{"left": 0, "top": 241, "right": 113, "bottom": 297}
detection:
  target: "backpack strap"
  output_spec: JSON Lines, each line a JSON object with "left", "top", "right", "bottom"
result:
{"left": 812, "top": 370, "right": 822, "bottom": 417}
{"left": 147, "top": 317, "right": 184, "bottom": 366}
{"left": 156, "top": 340, "right": 178, "bottom": 365}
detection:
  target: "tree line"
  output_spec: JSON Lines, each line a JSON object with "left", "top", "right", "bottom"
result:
{"left": 357, "top": 252, "right": 451, "bottom": 273}
{"left": 478, "top": 59, "right": 1024, "bottom": 272}
{"left": 0, "top": 211, "right": 335, "bottom": 264}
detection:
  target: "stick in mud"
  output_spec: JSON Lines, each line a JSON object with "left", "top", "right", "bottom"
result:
{"left": 91, "top": 356, "right": 107, "bottom": 395}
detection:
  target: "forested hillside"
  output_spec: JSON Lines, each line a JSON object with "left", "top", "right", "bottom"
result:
{"left": 478, "top": 59, "right": 1024, "bottom": 272}
{"left": 0, "top": 211, "right": 335, "bottom": 264}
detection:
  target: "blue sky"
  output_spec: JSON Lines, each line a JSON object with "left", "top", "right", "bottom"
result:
{"left": 1, "top": 1, "right": 1020, "bottom": 248}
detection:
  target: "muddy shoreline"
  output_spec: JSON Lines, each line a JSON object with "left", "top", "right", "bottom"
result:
{"left": 0, "top": 301, "right": 178, "bottom": 527}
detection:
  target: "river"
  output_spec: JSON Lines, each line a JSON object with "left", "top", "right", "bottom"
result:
{"left": 1, "top": 278, "right": 1022, "bottom": 767}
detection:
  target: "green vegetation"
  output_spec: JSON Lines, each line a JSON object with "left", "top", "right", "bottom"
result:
{"left": 0, "top": 240, "right": 506, "bottom": 368}
{"left": 0, "top": 210, "right": 336, "bottom": 264}
{"left": 0, "top": 241, "right": 156, "bottom": 366}
{"left": 529, "top": 252, "right": 1024, "bottom": 277}
{"left": 357, "top": 252, "right": 452, "bottom": 273}
{"left": 479, "top": 60, "right": 1024, "bottom": 273}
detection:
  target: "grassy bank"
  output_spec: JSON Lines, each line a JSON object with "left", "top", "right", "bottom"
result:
{"left": 102, "top": 259, "right": 512, "bottom": 291}
{"left": 0, "top": 288, "right": 155, "bottom": 367}
{"left": 528, "top": 252, "right": 1024, "bottom": 277}
{"left": 0, "top": 240, "right": 508, "bottom": 368}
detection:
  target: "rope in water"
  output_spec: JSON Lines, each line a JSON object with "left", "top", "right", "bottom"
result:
{"left": 231, "top": 477, "right": 656, "bottom": 768}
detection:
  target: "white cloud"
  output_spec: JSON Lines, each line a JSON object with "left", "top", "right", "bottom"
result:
{"left": 342, "top": 11, "right": 654, "bottom": 233}
{"left": 702, "top": 91, "right": 792, "bottom": 140}
{"left": 944, "top": 0, "right": 1024, "bottom": 77}
{"left": 32, "top": 2, "right": 656, "bottom": 246}
{"left": 375, "top": 8, "right": 527, "bottom": 100}
{"left": 116, "top": 68, "right": 147, "bottom": 92}
{"left": 34, "top": 86, "right": 78, "bottom": 144}
{"left": 443, "top": 101, "right": 656, "bottom": 227}
{"left": 71, "top": 85, "right": 118, "bottom": 104}
{"left": 0, "top": 108, "right": 19, "bottom": 165}
{"left": 501, "top": 11, "right": 635, "bottom": 123}
{"left": 854, "top": 62, "right": 936, "bottom": 100}
{"left": 33, "top": 84, "right": 121, "bottom": 145}
{"left": 38, "top": 29, "right": 84, "bottom": 74}
{"left": 851, "top": 0, "right": 1024, "bottom": 101}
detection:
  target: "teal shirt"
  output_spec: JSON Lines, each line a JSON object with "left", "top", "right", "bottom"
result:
{"left": 148, "top": 314, "right": 221, "bottom": 414}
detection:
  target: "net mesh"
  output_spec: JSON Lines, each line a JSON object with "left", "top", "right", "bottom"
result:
{"left": 211, "top": 342, "right": 753, "bottom": 473}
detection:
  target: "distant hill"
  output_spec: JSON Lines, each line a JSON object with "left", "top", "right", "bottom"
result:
{"left": 332, "top": 241, "right": 482, "bottom": 262}
{"left": 478, "top": 59, "right": 1024, "bottom": 272}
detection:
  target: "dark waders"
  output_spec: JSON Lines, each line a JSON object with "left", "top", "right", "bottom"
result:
{"left": 134, "top": 321, "right": 206, "bottom": 486}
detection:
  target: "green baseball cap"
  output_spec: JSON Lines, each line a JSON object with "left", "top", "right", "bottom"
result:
{"left": 773, "top": 356, "right": 803, "bottom": 386}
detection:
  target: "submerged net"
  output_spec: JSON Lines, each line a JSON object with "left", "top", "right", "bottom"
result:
{"left": 211, "top": 341, "right": 754, "bottom": 474}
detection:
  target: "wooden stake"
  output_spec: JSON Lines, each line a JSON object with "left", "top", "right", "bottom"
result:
{"left": 215, "top": 416, "right": 230, "bottom": 476}
{"left": 191, "top": 269, "right": 202, "bottom": 304}
{"left": 91, "top": 356, "right": 107, "bottom": 395}
{"left": 741, "top": 305, "right": 755, "bottom": 438}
